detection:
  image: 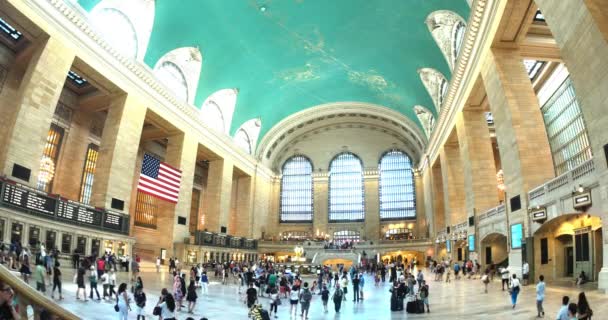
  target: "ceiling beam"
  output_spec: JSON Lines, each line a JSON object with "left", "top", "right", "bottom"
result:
{"left": 77, "top": 92, "right": 120, "bottom": 113}
{"left": 520, "top": 34, "right": 562, "bottom": 61}
{"left": 140, "top": 127, "right": 169, "bottom": 142}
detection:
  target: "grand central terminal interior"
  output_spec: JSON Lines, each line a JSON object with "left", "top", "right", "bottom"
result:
{"left": 0, "top": 0, "right": 607, "bottom": 319}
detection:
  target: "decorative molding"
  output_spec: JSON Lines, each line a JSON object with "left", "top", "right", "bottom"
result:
{"left": 22, "top": 0, "right": 268, "bottom": 179}
{"left": 421, "top": 0, "right": 501, "bottom": 171}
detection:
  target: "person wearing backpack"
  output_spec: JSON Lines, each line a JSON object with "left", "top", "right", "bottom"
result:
{"left": 299, "top": 282, "right": 312, "bottom": 319}
{"left": 133, "top": 286, "right": 146, "bottom": 320}
{"left": 481, "top": 269, "right": 490, "bottom": 293}
{"left": 419, "top": 280, "right": 430, "bottom": 313}
{"left": 321, "top": 285, "right": 329, "bottom": 312}
{"left": 332, "top": 284, "right": 343, "bottom": 313}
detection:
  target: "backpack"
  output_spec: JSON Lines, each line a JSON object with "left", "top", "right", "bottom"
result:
{"left": 334, "top": 289, "right": 343, "bottom": 300}
{"left": 301, "top": 289, "right": 312, "bottom": 303}
{"left": 260, "top": 309, "right": 271, "bottom": 320}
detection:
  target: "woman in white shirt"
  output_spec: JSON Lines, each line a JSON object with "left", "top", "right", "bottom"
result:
{"left": 509, "top": 274, "right": 521, "bottom": 309}
{"left": 289, "top": 284, "right": 300, "bottom": 316}
{"left": 156, "top": 291, "right": 176, "bottom": 320}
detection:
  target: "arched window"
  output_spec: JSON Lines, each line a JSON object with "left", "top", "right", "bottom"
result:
{"left": 418, "top": 68, "right": 448, "bottom": 113}
{"left": 280, "top": 156, "right": 313, "bottom": 222}
{"left": 379, "top": 150, "right": 416, "bottom": 220}
{"left": 91, "top": 8, "right": 138, "bottom": 58}
{"left": 439, "top": 78, "right": 449, "bottom": 106}
{"left": 414, "top": 105, "right": 436, "bottom": 138}
{"left": 201, "top": 88, "right": 238, "bottom": 134}
{"left": 452, "top": 21, "right": 466, "bottom": 65}
{"left": 155, "top": 61, "right": 188, "bottom": 102}
{"left": 234, "top": 129, "right": 252, "bottom": 154}
{"left": 329, "top": 152, "right": 365, "bottom": 222}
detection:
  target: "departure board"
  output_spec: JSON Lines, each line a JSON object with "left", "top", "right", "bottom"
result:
{"left": 57, "top": 200, "right": 103, "bottom": 226}
{"left": 1, "top": 183, "right": 56, "bottom": 216}
{"left": 103, "top": 211, "right": 123, "bottom": 231}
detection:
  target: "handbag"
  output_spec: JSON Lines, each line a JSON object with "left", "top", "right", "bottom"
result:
{"left": 153, "top": 306, "right": 161, "bottom": 316}
{"left": 114, "top": 303, "right": 119, "bottom": 312}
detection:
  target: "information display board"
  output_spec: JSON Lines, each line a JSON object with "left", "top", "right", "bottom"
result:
{"left": 1, "top": 183, "right": 56, "bottom": 216}
{"left": 511, "top": 223, "right": 523, "bottom": 249}
{"left": 57, "top": 200, "right": 103, "bottom": 226}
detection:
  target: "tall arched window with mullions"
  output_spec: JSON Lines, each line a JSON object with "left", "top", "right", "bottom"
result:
{"left": 328, "top": 152, "right": 365, "bottom": 222}
{"left": 280, "top": 156, "right": 313, "bottom": 222}
{"left": 379, "top": 150, "right": 416, "bottom": 220}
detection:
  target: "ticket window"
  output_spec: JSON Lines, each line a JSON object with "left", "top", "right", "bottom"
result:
{"left": 45, "top": 231, "right": 56, "bottom": 251}
{"left": 117, "top": 242, "right": 127, "bottom": 256}
{"left": 76, "top": 236, "right": 86, "bottom": 254}
{"left": 11, "top": 223, "right": 23, "bottom": 243}
{"left": 187, "top": 250, "right": 197, "bottom": 264}
{"left": 91, "top": 239, "right": 101, "bottom": 257}
{"left": 28, "top": 227, "right": 40, "bottom": 248}
{"left": 61, "top": 234, "right": 72, "bottom": 253}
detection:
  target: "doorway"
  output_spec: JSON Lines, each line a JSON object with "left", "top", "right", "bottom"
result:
{"left": 485, "top": 246, "right": 492, "bottom": 265}
{"left": 565, "top": 246, "right": 574, "bottom": 277}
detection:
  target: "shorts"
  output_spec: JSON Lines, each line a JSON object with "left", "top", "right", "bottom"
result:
{"left": 36, "top": 282, "right": 46, "bottom": 292}
{"left": 523, "top": 274, "right": 529, "bottom": 280}
{"left": 290, "top": 299, "right": 298, "bottom": 305}
{"left": 136, "top": 306, "right": 145, "bottom": 315}
{"left": 423, "top": 298, "right": 428, "bottom": 305}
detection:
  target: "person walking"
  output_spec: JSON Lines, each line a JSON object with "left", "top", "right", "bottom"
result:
{"left": 289, "top": 283, "right": 299, "bottom": 317}
{"left": 34, "top": 259, "right": 46, "bottom": 294}
{"left": 321, "top": 285, "right": 329, "bottom": 312}
{"left": 332, "top": 284, "right": 343, "bottom": 313}
{"left": 509, "top": 274, "right": 521, "bottom": 309}
{"left": 481, "top": 270, "right": 490, "bottom": 294}
{"left": 155, "top": 256, "right": 161, "bottom": 273}
{"left": 522, "top": 261, "right": 530, "bottom": 286}
{"left": 352, "top": 274, "right": 360, "bottom": 302}
{"left": 89, "top": 266, "right": 101, "bottom": 300}
{"left": 536, "top": 275, "right": 545, "bottom": 318}
{"left": 576, "top": 292, "right": 593, "bottom": 320}
{"left": 340, "top": 275, "right": 348, "bottom": 301}
{"left": 200, "top": 271, "right": 209, "bottom": 295}
{"left": 299, "top": 282, "right": 312, "bottom": 320}
{"left": 75, "top": 266, "right": 87, "bottom": 301}
{"left": 419, "top": 280, "right": 430, "bottom": 313}
{"left": 500, "top": 267, "right": 510, "bottom": 291}
{"left": 186, "top": 279, "right": 197, "bottom": 314}
{"left": 359, "top": 273, "right": 365, "bottom": 300}
{"left": 246, "top": 282, "right": 258, "bottom": 309}
{"left": 172, "top": 272, "right": 183, "bottom": 312}
{"left": 269, "top": 287, "right": 280, "bottom": 319}
{"left": 556, "top": 296, "right": 570, "bottom": 320}
{"left": 133, "top": 286, "right": 146, "bottom": 320}
{"left": 116, "top": 283, "right": 130, "bottom": 320}
{"left": 51, "top": 261, "right": 63, "bottom": 300}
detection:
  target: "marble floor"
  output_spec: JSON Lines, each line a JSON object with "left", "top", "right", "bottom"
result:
{"left": 17, "top": 265, "right": 608, "bottom": 320}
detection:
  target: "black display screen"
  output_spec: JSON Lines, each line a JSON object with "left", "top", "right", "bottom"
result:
{"left": 57, "top": 200, "right": 103, "bottom": 226}
{"left": 2, "top": 183, "right": 56, "bottom": 216}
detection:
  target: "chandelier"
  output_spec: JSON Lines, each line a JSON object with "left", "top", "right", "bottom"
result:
{"left": 38, "top": 156, "right": 55, "bottom": 184}
{"left": 496, "top": 169, "right": 505, "bottom": 191}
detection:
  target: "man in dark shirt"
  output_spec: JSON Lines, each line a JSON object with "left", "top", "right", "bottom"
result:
{"left": 246, "top": 283, "right": 257, "bottom": 309}
{"left": 0, "top": 281, "right": 18, "bottom": 319}
{"left": 352, "top": 274, "right": 360, "bottom": 302}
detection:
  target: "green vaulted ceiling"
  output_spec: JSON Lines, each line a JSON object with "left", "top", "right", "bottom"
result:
{"left": 78, "top": 0, "right": 469, "bottom": 141}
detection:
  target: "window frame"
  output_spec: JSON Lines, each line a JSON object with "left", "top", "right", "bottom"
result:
{"left": 378, "top": 149, "right": 416, "bottom": 221}
{"left": 78, "top": 143, "right": 99, "bottom": 204}
{"left": 279, "top": 155, "right": 314, "bottom": 223}
{"left": 328, "top": 152, "right": 365, "bottom": 223}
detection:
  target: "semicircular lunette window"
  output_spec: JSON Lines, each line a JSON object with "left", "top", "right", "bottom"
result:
{"left": 379, "top": 150, "right": 416, "bottom": 220}
{"left": 155, "top": 61, "right": 188, "bottom": 102}
{"left": 329, "top": 152, "right": 365, "bottom": 222}
{"left": 204, "top": 101, "right": 226, "bottom": 133}
{"left": 280, "top": 155, "right": 313, "bottom": 222}
{"left": 452, "top": 21, "right": 466, "bottom": 65}
{"left": 91, "top": 8, "right": 138, "bottom": 58}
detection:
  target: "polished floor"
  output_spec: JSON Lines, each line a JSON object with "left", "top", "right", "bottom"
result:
{"left": 19, "top": 264, "right": 608, "bottom": 319}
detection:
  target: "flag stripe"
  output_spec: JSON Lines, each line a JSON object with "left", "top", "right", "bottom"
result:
{"left": 160, "top": 166, "right": 181, "bottom": 180}
{"left": 137, "top": 188, "right": 177, "bottom": 203}
{"left": 158, "top": 174, "right": 180, "bottom": 187}
{"left": 160, "top": 162, "right": 181, "bottom": 175}
{"left": 139, "top": 176, "right": 180, "bottom": 194}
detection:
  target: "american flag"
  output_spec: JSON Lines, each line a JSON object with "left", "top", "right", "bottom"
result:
{"left": 137, "top": 153, "right": 182, "bottom": 203}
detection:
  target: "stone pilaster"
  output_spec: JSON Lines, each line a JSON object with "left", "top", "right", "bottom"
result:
{"left": 233, "top": 176, "right": 252, "bottom": 237}
{"left": 422, "top": 169, "right": 435, "bottom": 236}
{"left": 535, "top": 0, "right": 608, "bottom": 291}
{"left": 250, "top": 171, "right": 273, "bottom": 239}
{"left": 90, "top": 94, "right": 146, "bottom": 211}
{"left": 0, "top": 37, "right": 74, "bottom": 186}
{"left": 455, "top": 108, "right": 499, "bottom": 215}
{"left": 431, "top": 163, "right": 446, "bottom": 234}
{"left": 204, "top": 159, "right": 233, "bottom": 233}
{"left": 312, "top": 176, "right": 328, "bottom": 238}
{"left": 363, "top": 175, "right": 380, "bottom": 240}
{"left": 415, "top": 173, "right": 427, "bottom": 238}
{"left": 439, "top": 143, "right": 466, "bottom": 227}
{"left": 481, "top": 48, "right": 554, "bottom": 203}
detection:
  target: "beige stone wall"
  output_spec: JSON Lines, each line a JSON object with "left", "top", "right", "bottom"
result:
{"left": 440, "top": 142, "right": 466, "bottom": 226}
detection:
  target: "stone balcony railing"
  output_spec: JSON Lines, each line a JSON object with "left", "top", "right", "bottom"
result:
{"left": 528, "top": 159, "right": 596, "bottom": 202}
{"left": 478, "top": 204, "right": 506, "bottom": 223}
{"left": 0, "top": 264, "right": 79, "bottom": 319}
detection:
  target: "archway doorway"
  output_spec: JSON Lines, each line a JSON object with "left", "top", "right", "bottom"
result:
{"left": 533, "top": 213, "right": 602, "bottom": 282}
{"left": 480, "top": 233, "right": 508, "bottom": 269}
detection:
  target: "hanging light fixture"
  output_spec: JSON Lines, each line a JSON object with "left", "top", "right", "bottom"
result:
{"left": 38, "top": 156, "right": 55, "bottom": 185}
{"left": 496, "top": 169, "right": 505, "bottom": 191}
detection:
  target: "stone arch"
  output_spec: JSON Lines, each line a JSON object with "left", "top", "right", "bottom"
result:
{"left": 418, "top": 68, "right": 448, "bottom": 114}
{"left": 153, "top": 47, "right": 202, "bottom": 105}
{"left": 90, "top": 0, "right": 155, "bottom": 60}
{"left": 425, "top": 10, "right": 467, "bottom": 71}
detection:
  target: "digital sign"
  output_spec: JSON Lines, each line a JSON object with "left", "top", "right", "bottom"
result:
{"left": 57, "top": 200, "right": 103, "bottom": 226}
{"left": 468, "top": 234, "right": 475, "bottom": 251}
{"left": 446, "top": 239, "right": 451, "bottom": 253}
{"left": 2, "top": 183, "right": 56, "bottom": 216}
{"left": 511, "top": 223, "right": 523, "bottom": 249}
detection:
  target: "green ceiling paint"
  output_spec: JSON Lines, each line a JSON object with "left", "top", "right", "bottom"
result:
{"left": 79, "top": 0, "right": 469, "bottom": 142}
